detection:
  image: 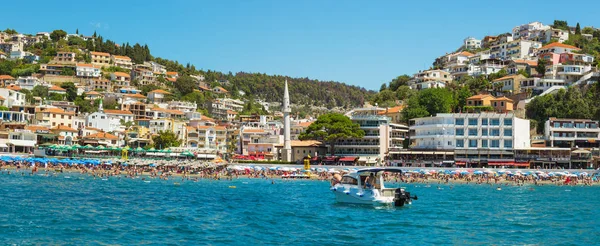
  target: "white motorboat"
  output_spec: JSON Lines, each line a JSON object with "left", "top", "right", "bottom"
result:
{"left": 330, "top": 168, "right": 416, "bottom": 207}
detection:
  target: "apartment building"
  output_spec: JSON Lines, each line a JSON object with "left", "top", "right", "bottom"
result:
{"left": 90, "top": 51, "right": 111, "bottom": 67}
{"left": 408, "top": 69, "right": 452, "bottom": 90}
{"left": 407, "top": 112, "right": 530, "bottom": 167}
{"left": 111, "top": 55, "right": 133, "bottom": 70}
{"left": 545, "top": 118, "right": 600, "bottom": 148}
{"left": 334, "top": 107, "right": 409, "bottom": 165}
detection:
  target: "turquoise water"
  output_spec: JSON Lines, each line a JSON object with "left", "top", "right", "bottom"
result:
{"left": 1, "top": 173, "right": 599, "bottom": 245}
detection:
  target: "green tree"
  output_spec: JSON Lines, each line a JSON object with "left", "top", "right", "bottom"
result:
{"left": 60, "top": 82, "right": 77, "bottom": 101}
{"left": 517, "top": 69, "right": 530, "bottom": 78}
{"left": 174, "top": 76, "right": 196, "bottom": 95}
{"left": 575, "top": 23, "right": 581, "bottom": 35}
{"left": 74, "top": 97, "right": 97, "bottom": 113}
{"left": 49, "top": 93, "right": 65, "bottom": 101}
{"left": 3, "top": 29, "right": 17, "bottom": 35}
{"left": 298, "top": 113, "right": 365, "bottom": 155}
{"left": 536, "top": 59, "right": 547, "bottom": 75}
{"left": 388, "top": 75, "right": 411, "bottom": 91}
{"left": 395, "top": 85, "right": 415, "bottom": 101}
{"left": 152, "top": 130, "right": 181, "bottom": 149}
{"left": 552, "top": 20, "right": 569, "bottom": 31}
{"left": 418, "top": 88, "right": 454, "bottom": 115}
{"left": 32, "top": 85, "right": 49, "bottom": 98}
{"left": 50, "top": 30, "right": 67, "bottom": 42}
{"left": 455, "top": 86, "right": 472, "bottom": 111}
{"left": 401, "top": 95, "right": 429, "bottom": 120}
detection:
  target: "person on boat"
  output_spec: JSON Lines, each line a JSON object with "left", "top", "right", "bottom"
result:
{"left": 364, "top": 173, "right": 375, "bottom": 189}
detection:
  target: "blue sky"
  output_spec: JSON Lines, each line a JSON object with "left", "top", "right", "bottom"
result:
{"left": 3, "top": 0, "right": 600, "bottom": 90}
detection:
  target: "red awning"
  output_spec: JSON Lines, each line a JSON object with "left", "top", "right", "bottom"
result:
{"left": 456, "top": 161, "right": 467, "bottom": 165}
{"left": 310, "top": 157, "right": 319, "bottom": 161}
{"left": 323, "top": 157, "right": 337, "bottom": 161}
{"left": 339, "top": 157, "right": 357, "bottom": 162}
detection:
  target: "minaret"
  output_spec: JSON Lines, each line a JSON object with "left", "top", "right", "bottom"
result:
{"left": 282, "top": 80, "right": 292, "bottom": 162}
{"left": 98, "top": 98, "right": 103, "bottom": 113}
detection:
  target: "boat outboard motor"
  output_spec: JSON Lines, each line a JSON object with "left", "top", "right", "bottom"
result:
{"left": 394, "top": 188, "right": 418, "bottom": 207}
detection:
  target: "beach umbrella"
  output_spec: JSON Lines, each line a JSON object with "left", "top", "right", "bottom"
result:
{"left": 473, "top": 171, "right": 484, "bottom": 175}
{"left": 148, "top": 147, "right": 156, "bottom": 152}
{"left": 72, "top": 144, "right": 81, "bottom": 148}
{"left": 135, "top": 147, "right": 144, "bottom": 152}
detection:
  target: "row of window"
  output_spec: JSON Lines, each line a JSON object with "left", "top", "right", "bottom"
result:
{"left": 456, "top": 139, "right": 512, "bottom": 148}
{"left": 456, "top": 118, "right": 512, "bottom": 126}
{"left": 455, "top": 128, "right": 512, "bottom": 136}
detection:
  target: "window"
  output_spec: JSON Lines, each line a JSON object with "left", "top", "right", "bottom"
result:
{"left": 61, "top": 115, "right": 64, "bottom": 119}
{"left": 481, "top": 140, "right": 488, "bottom": 148}
{"left": 341, "top": 176, "right": 358, "bottom": 185}
{"left": 504, "top": 118, "right": 512, "bottom": 126}
{"left": 504, "top": 140, "right": 513, "bottom": 148}
{"left": 481, "top": 129, "right": 488, "bottom": 136}
{"left": 53, "top": 114, "right": 56, "bottom": 118}
{"left": 455, "top": 118, "right": 464, "bottom": 125}
{"left": 448, "top": 141, "right": 452, "bottom": 146}
{"left": 468, "top": 128, "right": 477, "bottom": 136}
{"left": 491, "top": 118, "right": 500, "bottom": 126}
{"left": 491, "top": 129, "right": 500, "bottom": 136}
{"left": 455, "top": 128, "right": 464, "bottom": 136}
{"left": 504, "top": 128, "right": 512, "bottom": 136}
{"left": 553, "top": 122, "right": 560, "bottom": 128}
{"left": 456, "top": 139, "right": 464, "bottom": 147}
{"left": 491, "top": 140, "right": 500, "bottom": 148}
{"left": 468, "top": 118, "right": 477, "bottom": 126}
{"left": 469, "top": 139, "right": 477, "bottom": 148}
{"left": 482, "top": 119, "right": 488, "bottom": 125}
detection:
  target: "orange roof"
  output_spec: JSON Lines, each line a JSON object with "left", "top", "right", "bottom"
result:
{"left": 378, "top": 105, "right": 405, "bottom": 115}
{"left": 166, "top": 71, "right": 178, "bottom": 76}
{"left": 0, "top": 75, "right": 15, "bottom": 80}
{"left": 83, "top": 132, "right": 118, "bottom": 140}
{"left": 51, "top": 125, "right": 78, "bottom": 132}
{"left": 491, "top": 96, "right": 514, "bottom": 102}
{"left": 41, "top": 107, "right": 74, "bottom": 115}
{"left": 493, "top": 75, "right": 523, "bottom": 82}
{"left": 197, "top": 125, "right": 226, "bottom": 130}
{"left": 149, "top": 89, "right": 171, "bottom": 95}
{"left": 6, "top": 84, "right": 22, "bottom": 91}
{"left": 458, "top": 51, "right": 474, "bottom": 57}
{"left": 0, "top": 95, "right": 4, "bottom": 100}
{"left": 90, "top": 51, "right": 110, "bottom": 56}
{"left": 512, "top": 59, "right": 538, "bottom": 66}
{"left": 84, "top": 127, "right": 102, "bottom": 131}
{"left": 199, "top": 86, "right": 211, "bottom": 91}
{"left": 104, "top": 109, "right": 134, "bottom": 115}
{"left": 201, "top": 115, "right": 215, "bottom": 122}
{"left": 49, "top": 85, "right": 66, "bottom": 91}
{"left": 467, "top": 94, "right": 495, "bottom": 100}
{"left": 124, "top": 93, "right": 146, "bottom": 99}
{"left": 112, "top": 55, "right": 131, "bottom": 60}
{"left": 113, "top": 72, "right": 130, "bottom": 78}
{"left": 214, "top": 86, "right": 229, "bottom": 93}
{"left": 243, "top": 129, "right": 265, "bottom": 133}
{"left": 25, "top": 125, "right": 50, "bottom": 132}
{"left": 226, "top": 110, "right": 238, "bottom": 115}
{"left": 539, "top": 42, "right": 580, "bottom": 51}
{"left": 297, "top": 121, "right": 314, "bottom": 127}
{"left": 153, "top": 108, "right": 184, "bottom": 115}
{"left": 166, "top": 78, "right": 176, "bottom": 82}
{"left": 76, "top": 63, "right": 94, "bottom": 68}
{"left": 85, "top": 91, "right": 101, "bottom": 95}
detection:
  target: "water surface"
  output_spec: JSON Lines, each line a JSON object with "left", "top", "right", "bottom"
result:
{"left": 1, "top": 173, "right": 599, "bottom": 245}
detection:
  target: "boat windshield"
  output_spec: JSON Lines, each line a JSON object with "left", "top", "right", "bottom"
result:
{"left": 340, "top": 176, "right": 358, "bottom": 185}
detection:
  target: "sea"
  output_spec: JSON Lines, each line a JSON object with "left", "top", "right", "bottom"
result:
{"left": 1, "top": 173, "right": 599, "bottom": 245}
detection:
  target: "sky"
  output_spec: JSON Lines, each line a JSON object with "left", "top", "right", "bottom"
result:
{"left": 3, "top": 0, "right": 600, "bottom": 90}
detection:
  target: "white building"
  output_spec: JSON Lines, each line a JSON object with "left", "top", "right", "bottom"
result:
{"left": 545, "top": 118, "right": 600, "bottom": 148}
{"left": 76, "top": 63, "right": 101, "bottom": 78}
{"left": 464, "top": 37, "right": 481, "bottom": 50}
{"left": 410, "top": 112, "right": 530, "bottom": 154}
{"left": 167, "top": 101, "right": 197, "bottom": 113}
{"left": 0, "top": 88, "right": 25, "bottom": 107}
{"left": 490, "top": 40, "right": 541, "bottom": 60}
{"left": 333, "top": 107, "right": 408, "bottom": 165}
{"left": 512, "top": 21, "right": 550, "bottom": 41}
{"left": 408, "top": 69, "right": 452, "bottom": 90}
{"left": 15, "top": 76, "right": 42, "bottom": 90}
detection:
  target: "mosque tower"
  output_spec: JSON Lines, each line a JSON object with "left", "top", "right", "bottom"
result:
{"left": 282, "top": 80, "right": 292, "bottom": 162}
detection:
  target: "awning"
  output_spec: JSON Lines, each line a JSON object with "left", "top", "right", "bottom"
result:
{"left": 8, "top": 140, "right": 36, "bottom": 147}
{"left": 358, "top": 157, "right": 377, "bottom": 164}
{"left": 0, "top": 143, "right": 8, "bottom": 148}
{"left": 339, "top": 157, "right": 357, "bottom": 162}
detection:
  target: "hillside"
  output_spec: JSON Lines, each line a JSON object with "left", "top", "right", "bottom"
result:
{"left": 3, "top": 29, "right": 374, "bottom": 110}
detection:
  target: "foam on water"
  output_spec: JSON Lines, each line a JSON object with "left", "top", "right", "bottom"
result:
{"left": 1, "top": 173, "right": 599, "bottom": 245}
